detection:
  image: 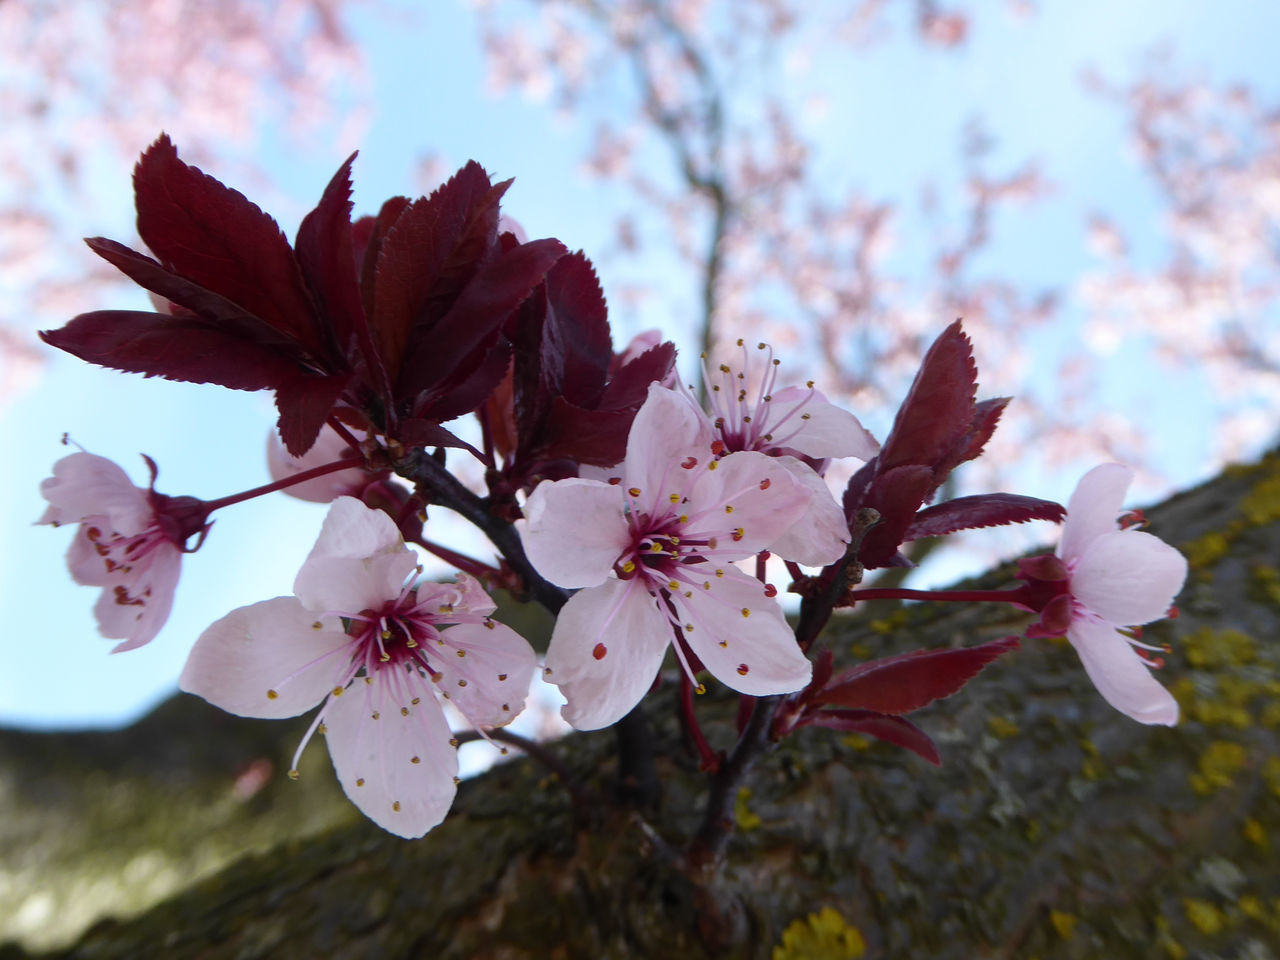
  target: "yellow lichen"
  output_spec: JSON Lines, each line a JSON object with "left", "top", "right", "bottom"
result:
{"left": 1251, "top": 564, "right": 1280, "bottom": 606}
{"left": 772, "top": 906, "right": 866, "bottom": 960}
{"left": 734, "top": 787, "right": 763, "bottom": 832}
{"left": 1238, "top": 895, "right": 1265, "bottom": 921}
{"left": 987, "top": 716, "right": 1019, "bottom": 738}
{"left": 1240, "top": 472, "right": 1280, "bottom": 527}
{"left": 1049, "top": 910, "right": 1077, "bottom": 940}
{"left": 1183, "top": 627, "right": 1257, "bottom": 669}
{"left": 1263, "top": 756, "right": 1280, "bottom": 799}
{"left": 1243, "top": 818, "right": 1268, "bottom": 850}
{"left": 1191, "top": 740, "right": 1248, "bottom": 794}
{"left": 1181, "top": 530, "right": 1230, "bottom": 570}
{"left": 1155, "top": 916, "right": 1186, "bottom": 960}
{"left": 840, "top": 735, "right": 871, "bottom": 751}
{"left": 1183, "top": 898, "right": 1225, "bottom": 936}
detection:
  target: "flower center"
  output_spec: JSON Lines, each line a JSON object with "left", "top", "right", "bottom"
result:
{"left": 699, "top": 339, "right": 819, "bottom": 455}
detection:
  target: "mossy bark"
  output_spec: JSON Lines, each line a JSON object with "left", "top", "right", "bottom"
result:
{"left": 4, "top": 453, "right": 1279, "bottom": 959}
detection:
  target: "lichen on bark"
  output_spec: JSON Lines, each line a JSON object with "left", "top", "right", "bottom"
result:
{"left": 3, "top": 452, "right": 1278, "bottom": 959}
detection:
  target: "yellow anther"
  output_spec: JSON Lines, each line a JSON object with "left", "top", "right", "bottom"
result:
{"left": 411, "top": 756, "right": 420, "bottom": 764}
{"left": 757, "top": 342, "right": 766, "bottom": 349}
{"left": 736, "top": 338, "right": 744, "bottom": 346}
{"left": 318, "top": 723, "right": 327, "bottom": 735}
{"left": 772, "top": 358, "right": 780, "bottom": 366}
{"left": 379, "top": 653, "right": 390, "bottom": 662}
{"left": 450, "top": 737, "right": 460, "bottom": 748}
{"left": 702, "top": 582, "right": 710, "bottom": 590}
{"left": 456, "top": 649, "right": 466, "bottom": 658}
{"left": 287, "top": 769, "right": 300, "bottom": 780}
{"left": 484, "top": 619, "right": 496, "bottom": 630}
{"left": 372, "top": 711, "right": 380, "bottom": 720}
{"left": 684, "top": 623, "right": 693, "bottom": 632}
{"left": 331, "top": 686, "right": 344, "bottom": 697}
{"left": 628, "top": 487, "right": 642, "bottom": 497}
{"left": 411, "top": 697, "right": 421, "bottom": 705}
{"left": 741, "top": 608, "right": 751, "bottom": 618}
{"left": 500, "top": 747, "right": 509, "bottom": 756}
{"left": 719, "top": 363, "right": 731, "bottom": 373}
{"left": 708, "top": 460, "right": 718, "bottom": 471}
{"left": 356, "top": 778, "right": 365, "bottom": 787}
{"left": 453, "top": 776, "right": 461, "bottom": 785}
{"left": 498, "top": 673, "right": 508, "bottom": 682}
{"left": 311, "top": 621, "right": 322, "bottom": 630}
{"left": 364, "top": 676, "right": 373, "bottom": 685}
{"left": 458, "top": 679, "right": 468, "bottom": 687}
{"left": 679, "top": 515, "right": 689, "bottom": 524}
{"left": 393, "top": 801, "right": 401, "bottom": 812}
{"left": 806, "top": 379, "right": 814, "bottom": 388}
{"left": 725, "top": 504, "right": 734, "bottom": 514}
{"left": 401, "top": 706, "right": 409, "bottom": 716}
{"left": 668, "top": 580, "right": 680, "bottom": 590}
{"left": 669, "top": 493, "right": 681, "bottom": 503}
{"left": 650, "top": 542, "right": 663, "bottom": 552}
{"left": 622, "top": 561, "right": 636, "bottom": 573}
{"left": 695, "top": 683, "right": 707, "bottom": 695}
{"left": 266, "top": 689, "right": 279, "bottom": 700}
{"left": 438, "top": 604, "right": 453, "bottom": 614}
{"left": 406, "top": 639, "right": 418, "bottom": 648}
{"left": 669, "top": 535, "right": 679, "bottom": 544}
{"left": 720, "top": 640, "right": 729, "bottom": 648}
{"left": 380, "top": 629, "right": 392, "bottom": 640}
{"left": 715, "top": 569, "right": 725, "bottom": 577}
{"left": 801, "top": 413, "right": 811, "bottom": 420}
{"left": 502, "top": 703, "right": 510, "bottom": 712}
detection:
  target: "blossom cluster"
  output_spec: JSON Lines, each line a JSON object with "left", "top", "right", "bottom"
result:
{"left": 38, "top": 137, "right": 1189, "bottom": 840}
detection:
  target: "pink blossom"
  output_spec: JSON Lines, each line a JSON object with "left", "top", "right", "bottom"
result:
{"left": 683, "top": 340, "right": 879, "bottom": 564}
{"left": 1020, "top": 463, "right": 1187, "bottom": 725}
{"left": 180, "top": 497, "right": 536, "bottom": 838}
{"left": 265, "top": 426, "right": 376, "bottom": 504}
{"left": 520, "top": 384, "right": 842, "bottom": 730}
{"left": 39, "top": 452, "right": 192, "bottom": 652}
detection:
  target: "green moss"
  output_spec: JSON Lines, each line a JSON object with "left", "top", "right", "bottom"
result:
{"left": 734, "top": 787, "right": 763, "bottom": 832}
{"left": 773, "top": 906, "right": 866, "bottom": 960}
{"left": 1190, "top": 740, "right": 1247, "bottom": 794}
{"left": 987, "top": 716, "right": 1019, "bottom": 739}
{"left": 1048, "top": 910, "right": 1077, "bottom": 940}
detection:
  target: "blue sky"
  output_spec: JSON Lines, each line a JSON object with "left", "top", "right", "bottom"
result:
{"left": 3, "top": 0, "right": 1278, "bottom": 729}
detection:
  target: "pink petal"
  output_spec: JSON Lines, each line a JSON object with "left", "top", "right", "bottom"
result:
{"left": 1058, "top": 463, "right": 1132, "bottom": 562}
{"left": 761, "top": 457, "right": 849, "bottom": 566}
{"left": 544, "top": 577, "right": 671, "bottom": 731}
{"left": 180, "top": 597, "right": 351, "bottom": 718}
{"left": 518, "top": 478, "right": 630, "bottom": 589}
{"left": 265, "top": 426, "right": 368, "bottom": 504}
{"left": 92, "top": 541, "right": 183, "bottom": 652}
{"left": 623, "top": 384, "right": 713, "bottom": 507}
{"left": 766, "top": 386, "right": 879, "bottom": 461}
{"left": 323, "top": 672, "right": 459, "bottom": 838}
{"left": 1067, "top": 617, "right": 1178, "bottom": 726}
{"left": 39, "top": 453, "right": 151, "bottom": 534}
{"left": 430, "top": 621, "right": 536, "bottom": 728}
{"left": 1072, "top": 530, "right": 1188, "bottom": 626}
{"left": 294, "top": 497, "right": 418, "bottom": 614}
{"left": 675, "top": 567, "right": 811, "bottom": 696}
{"left": 685, "top": 451, "right": 810, "bottom": 559}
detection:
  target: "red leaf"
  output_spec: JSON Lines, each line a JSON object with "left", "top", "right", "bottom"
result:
{"left": 396, "top": 419, "right": 484, "bottom": 459}
{"left": 542, "top": 252, "right": 612, "bottom": 408}
{"left": 133, "top": 134, "right": 322, "bottom": 356}
{"left": 817, "top": 636, "right": 1020, "bottom": 715}
{"left": 294, "top": 152, "right": 367, "bottom": 369}
{"left": 853, "top": 463, "right": 935, "bottom": 569}
{"left": 414, "top": 338, "right": 513, "bottom": 424}
{"left": 877, "top": 320, "right": 977, "bottom": 474}
{"left": 600, "top": 341, "right": 677, "bottom": 411}
{"left": 357, "top": 196, "right": 410, "bottom": 318}
{"left": 538, "top": 399, "right": 633, "bottom": 466}
{"left": 41, "top": 311, "right": 299, "bottom": 391}
{"left": 274, "top": 372, "right": 352, "bottom": 457}
{"left": 804, "top": 709, "right": 941, "bottom": 766}
{"left": 397, "top": 237, "right": 566, "bottom": 402}
{"left": 904, "top": 493, "right": 1065, "bottom": 540}
{"left": 370, "top": 163, "right": 508, "bottom": 383}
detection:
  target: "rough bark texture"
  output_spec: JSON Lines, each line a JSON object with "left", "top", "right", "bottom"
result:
{"left": 3, "top": 452, "right": 1279, "bottom": 959}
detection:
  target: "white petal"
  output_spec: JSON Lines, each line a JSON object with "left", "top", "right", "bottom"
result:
{"left": 623, "top": 384, "right": 713, "bottom": 508}
{"left": 265, "top": 426, "right": 367, "bottom": 503}
{"left": 761, "top": 457, "right": 849, "bottom": 566}
{"left": 1071, "top": 530, "right": 1187, "bottom": 625}
{"left": 430, "top": 621, "right": 537, "bottom": 727}
{"left": 180, "top": 597, "right": 352, "bottom": 717}
{"left": 684, "top": 451, "right": 810, "bottom": 558}
{"left": 1067, "top": 617, "right": 1178, "bottom": 726}
{"left": 544, "top": 578, "right": 671, "bottom": 730}
{"left": 39, "top": 453, "right": 151, "bottom": 534}
{"left": 765, "top": 386, "right": 879, "bottom": 460}
{"left": 1058, "top": 463, "right": 1132, "bottom": 561}
{"left": 294, "top": 497, "right": 417, "bottom": 613}
{"left": 675, "top": 567, "right": 811, "bottom": 696}
{"left": 96, "top": 541, "right": 184, "bottom": 653}
{"left": 518, "top": 478, "right": 630, "bottom": 589}
{"left": 323, "top": 671, "right": 459, "bottom": 838}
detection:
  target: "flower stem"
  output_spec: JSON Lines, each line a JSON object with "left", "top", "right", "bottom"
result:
{"left": 847, "top": 586, "right": 1027, "bottom": 604}
{"left": 202, "top": 455, "right": 367, "bottom": 512}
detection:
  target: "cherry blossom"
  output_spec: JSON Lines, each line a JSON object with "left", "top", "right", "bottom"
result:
{"left": 180, "top": 497, "right": 537, "bottom": 838}
{"left": 682, "top": 339, "right": 879, "bottom": 564}
{"left": 39, "top": 452, "right": 203, "bottom": 653}
{"left": 265, "top": 426, "right": 379, "bottom": 504}
{"left": 1018, "top": 463, "right": 1187, "bottom": 725}
{"left": 520, "top": 384, "right": 843, "bottom": 730}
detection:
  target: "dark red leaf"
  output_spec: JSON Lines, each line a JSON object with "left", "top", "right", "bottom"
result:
{"left": 294, "top": 152, "right": 367, "bottom": 369}
{"left": 854, "top": 463, "right": 935, "bottom": 568}
{"left": 816, "top": 636, "right": 1020, "bottom": 715}
{"left": 538, "top": 399, "right": 633, "bottom": 466}
{"left": 370, "top": 164, "right": 508, "bottom": 382}
{"left": 274, "top": 372, "right": 352, "bottom": 457}
{"left": 600, "top": 341, "right": 677, "bottom": 411}
{"left": 133, "top": 134, "right": 322, "bottom": 356}
{"left": 357, "top": 196, "right": 410, "bottom": 319}
{"left": 41, "top": 311, "right": 299, "bottom": 391}
{"left": 877, "top": 320, "right": 977, "bottom": 473}
{"left": 933, "top": 396, "right": 1009, "bottom": 487}
{"left": 804, "top": 709, "right": 940, "bottom": 766}
{"left": 397, "top": 237, "right": 566, "bottom": 401}
{"left": 904, "top": 493, "right": 1065, "bottom": 540}
{"left": 396, "top": 419, "right": 484, "bottom": 458}
{"left": 414, "top": 338, "right": 513, "bottom": 424}
{"left": 542, "top": 252, "right": 612, "bottom": 409}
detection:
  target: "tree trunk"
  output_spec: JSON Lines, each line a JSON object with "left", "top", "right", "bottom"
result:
{"left": 4, "top": 453, "right": 1279, "bottom": 960}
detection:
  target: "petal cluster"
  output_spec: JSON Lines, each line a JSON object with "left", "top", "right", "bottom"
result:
{"left": 1056, "top": 464, "right": 1188, "bottom": 725}
{"left": 39, "top": 452, "right": 184, "bottom": 652}
{"left": 180, "top": 497, "right": 536, "bottom": 838}
{"left": 520, "top": 385, "right": 841, "bottom": 730}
